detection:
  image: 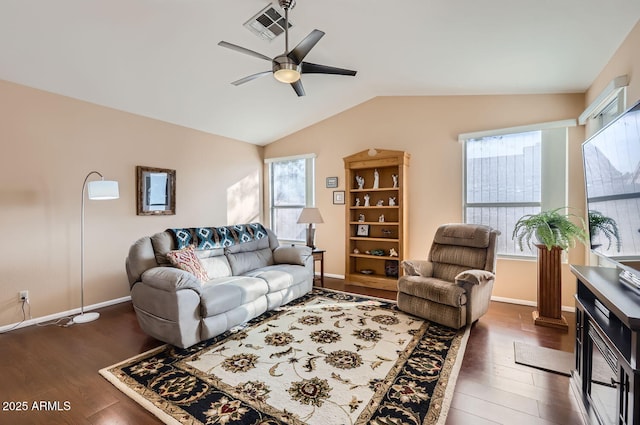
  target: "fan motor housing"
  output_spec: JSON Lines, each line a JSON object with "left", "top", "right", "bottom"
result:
{"left": 272, "top": 55, "right": 300, "bottom": 83}
{"left": 273, "top": 55, "right": 299, "bottom": 71}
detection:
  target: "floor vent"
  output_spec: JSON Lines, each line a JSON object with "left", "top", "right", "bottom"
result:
{"left": 244, "top": 3, "right": 293, "bottom": 41}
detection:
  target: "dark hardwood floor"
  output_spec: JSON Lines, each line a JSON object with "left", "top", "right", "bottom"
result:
{"left": 0, "top": 277, "right": 583, "bottom": 425}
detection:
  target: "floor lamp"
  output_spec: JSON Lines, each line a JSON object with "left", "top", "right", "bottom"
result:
{"left": 297, "top": 207, "right": 324, "bottom": 249}
{"left": 73, "top": 171, "right": 119, "bottom": 324}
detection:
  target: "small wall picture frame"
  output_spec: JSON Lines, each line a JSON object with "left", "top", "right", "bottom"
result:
{"left": 326, "top": 176, "right": 339, "bottom": 188}
{"left": 136, "top": 165, "right": 176, "bottom": 216}
{"left": 333, "top": 190, "right": 345, "bottom": 205}
{"left": 356, "top": 224, "right": 370, "bottom": 237}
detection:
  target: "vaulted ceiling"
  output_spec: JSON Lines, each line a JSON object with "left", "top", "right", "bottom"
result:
{"left": 1, "top": 1, "right": 639, "bottom": 145}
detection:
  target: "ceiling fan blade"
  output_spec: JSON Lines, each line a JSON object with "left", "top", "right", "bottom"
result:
{"left": 301, "top": 62, "right": 357, "bottom": 76}
{"left": 231, "top": 71, "right": 272, "bottom": 86}
{"left": 218, "top": 41, "right": 272, "bottom": 62}
{"left": 287, "top": 30, "right": 325, "bottom": 64}
{"left": 291, "top": 79, "right": 306, "bottom": 97}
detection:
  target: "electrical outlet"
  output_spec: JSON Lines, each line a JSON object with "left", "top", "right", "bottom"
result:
{"left": 19, "top": 290, "right": 28, "bottom": 302}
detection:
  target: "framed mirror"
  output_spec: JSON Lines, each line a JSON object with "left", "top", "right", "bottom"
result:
{"left": 136, "top": 166, "right": 176, "bottom": 215}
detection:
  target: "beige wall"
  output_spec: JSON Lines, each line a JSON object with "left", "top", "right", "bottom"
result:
{"left": 265, "top": 94, "right": 586, "bottom": 307}
{"left": 0, "top": 80, "right": 263, "bottom": 327}
{"left": 586, "top": 20, "right": 640, "bottom": 109}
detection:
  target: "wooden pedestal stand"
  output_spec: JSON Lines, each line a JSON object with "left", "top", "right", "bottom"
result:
{"left": 532, "top": 244, "right": 568, "bottom": 330}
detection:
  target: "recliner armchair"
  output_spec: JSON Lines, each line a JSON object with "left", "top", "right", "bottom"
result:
{"left": 397, "top": 223, "right": 499, "bottom": 329}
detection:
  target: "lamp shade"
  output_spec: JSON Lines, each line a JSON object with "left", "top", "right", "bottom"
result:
{"left": 87, "top": 180, "right": 119, "bottom": 200}
{"left": 297, "top": 207, "right": 324, "bottom": 224}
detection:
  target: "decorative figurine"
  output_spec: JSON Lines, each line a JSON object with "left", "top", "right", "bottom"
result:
{"left": 392, "top": 174, "right": 398, "bottom": 188}
{"left": 353, "top": 248, "right": 360, "bottom": 254}
{"left": 355, "top": 197, "right": 360, "bottom": 206}
{"left": 389, "top": 197, "right": 396, "bottom": 206}
{"left": 389, "top": 248, "right": 398, "bottom": 257}
{"left": 373, "top": 169, "right": 380, "bottom": 189}
{"left": 378, "top": 214, "right": 385, "bottom": 222}
{"left": 356, "top": 175, "right": 365, "bottom": 190}
{"left": 364, "top": 193, "right": 370, "bottom": 207}
{"left": 358, "top": 213, "right": 365, "bottom": 222}
{"left": 376, "top": 199, "right": 384, "bottom": 206}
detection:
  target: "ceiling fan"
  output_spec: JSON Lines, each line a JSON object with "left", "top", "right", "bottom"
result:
{"left": 218, "top": 0, "right": 357, "bottom": 97}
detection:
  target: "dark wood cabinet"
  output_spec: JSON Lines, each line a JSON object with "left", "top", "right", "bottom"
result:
{"left": 571, "top": 265, "right": 640, "bottom": 425}
{"left": 534, "top": 245, "right": 569, "bottom": 330}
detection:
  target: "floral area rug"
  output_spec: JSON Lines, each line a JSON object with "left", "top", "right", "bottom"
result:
{"left": 100, "top": 288, "right": 469, "bottom": 425}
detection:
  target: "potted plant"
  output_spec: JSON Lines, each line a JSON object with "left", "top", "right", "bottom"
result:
{"left": 588, "top": 210, "right": 621, "bottom": 251}
{"left": 512, "top": 207, "right": 588, "bottom": 251}
{"left": 513, "top": 207, "right": 588, "bottom": 330}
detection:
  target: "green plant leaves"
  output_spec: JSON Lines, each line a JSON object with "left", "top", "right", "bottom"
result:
{"left": 512, "top": 207, "right": 588, "bottom": 251}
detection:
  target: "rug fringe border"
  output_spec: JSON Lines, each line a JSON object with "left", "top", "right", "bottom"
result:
{"left": 434, "top": 324, "right": 471, "bottom": 425}
{"left": 99, "top": 359, "right": 182, "bottom": 425}
{"left": 313, "top": 286, "right": 397, "bottom": 303}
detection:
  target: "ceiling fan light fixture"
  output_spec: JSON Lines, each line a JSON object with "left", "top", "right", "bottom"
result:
{"left": 274, "top": 68, "right": 300, "bottom": 83}
{"left": 273, "top": 60, "right": 300, "bottom": 83}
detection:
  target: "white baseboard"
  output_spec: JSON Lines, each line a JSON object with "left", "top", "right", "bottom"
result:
{"left": 0, "top": 296, "right": 132, "bottom": 333}
{"left": 491, "top": 295, "right": 575, "bottom": 313}
{"left": 1, "top": 291, "right": 574, "bottom": 333}
{"left": 314, "top": 272, "right": 345, "bottom": 280}
{"left": 319, "top": 276, "right": 573, "bottom": 312}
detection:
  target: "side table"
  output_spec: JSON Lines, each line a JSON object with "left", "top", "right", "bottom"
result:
{"left": 311, "top": 249, "right": 325, "bottom": 287}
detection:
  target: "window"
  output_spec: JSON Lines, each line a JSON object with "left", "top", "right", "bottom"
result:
{"left": 596, "top": 97, "right": 624, "bottom": 130}
{"left": 460, "top": 122, "right": 572, "bottom": 257}
{"left": 266, "top": 154, "right": 315, "bottom": 242}
{"left": 579, "top": 75, "right": 627, "bottom": 136}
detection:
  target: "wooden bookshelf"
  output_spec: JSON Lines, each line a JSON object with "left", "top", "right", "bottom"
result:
{"left": 343, "top": 149, "right": 409, "bottom": 291}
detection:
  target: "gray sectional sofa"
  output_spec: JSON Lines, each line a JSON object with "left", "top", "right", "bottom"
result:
{"left": 125, "top": 224, "right": 313, "bottom": 348}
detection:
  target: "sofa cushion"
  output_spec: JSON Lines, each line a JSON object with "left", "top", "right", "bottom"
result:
{"left": 243, "top": 264, "right": 312, "bottom": 292}
{"left": 200, "top": 255, "right": 232, "bottom": 280}
{"left": 433, "top": 260, "right": 486, "bottom": 282}
{"left": 273, "top": 245, "right": 311, "bottom": 266}
{"left": 430, "top": 245, "right": 488, "bottom": 272}
{"left": 397, "top": 275, "right": 467, "bottom": 308}
{"left": 434, "top": 223, "right": 491, "bottom": 248}
{"left": 226, "top": 247, "right": 274, "bottom": 276}
{"left": 199, "top": 276, "right": 269, "bottom": 316}
{"left": 225, "top": 235, "right": 271, "bottom": 253}
{"left": 150, "top": 231, "right": 176, "bottom": 265}
{"left": 166, "top": 245, "right": 210, "bottom": 283}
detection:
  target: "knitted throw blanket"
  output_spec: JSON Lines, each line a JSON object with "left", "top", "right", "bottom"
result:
{"left": 169, "top": 223, "right": 268, "bottom": 250}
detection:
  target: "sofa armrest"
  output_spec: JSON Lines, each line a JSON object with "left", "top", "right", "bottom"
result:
{"left": 273, "top": 245, "right": 312, "bottom": 266}
{"left": 455, "top": 269, "right": 495, "bottom": 286}
{"left": 140, "top": 267, "right": 202, "bottom": 292}
{"left": 401, "top": 260, "right": 434, "bottom": 277}
{"left": 455, "top": 269, "right": 496, "bottom": 325}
